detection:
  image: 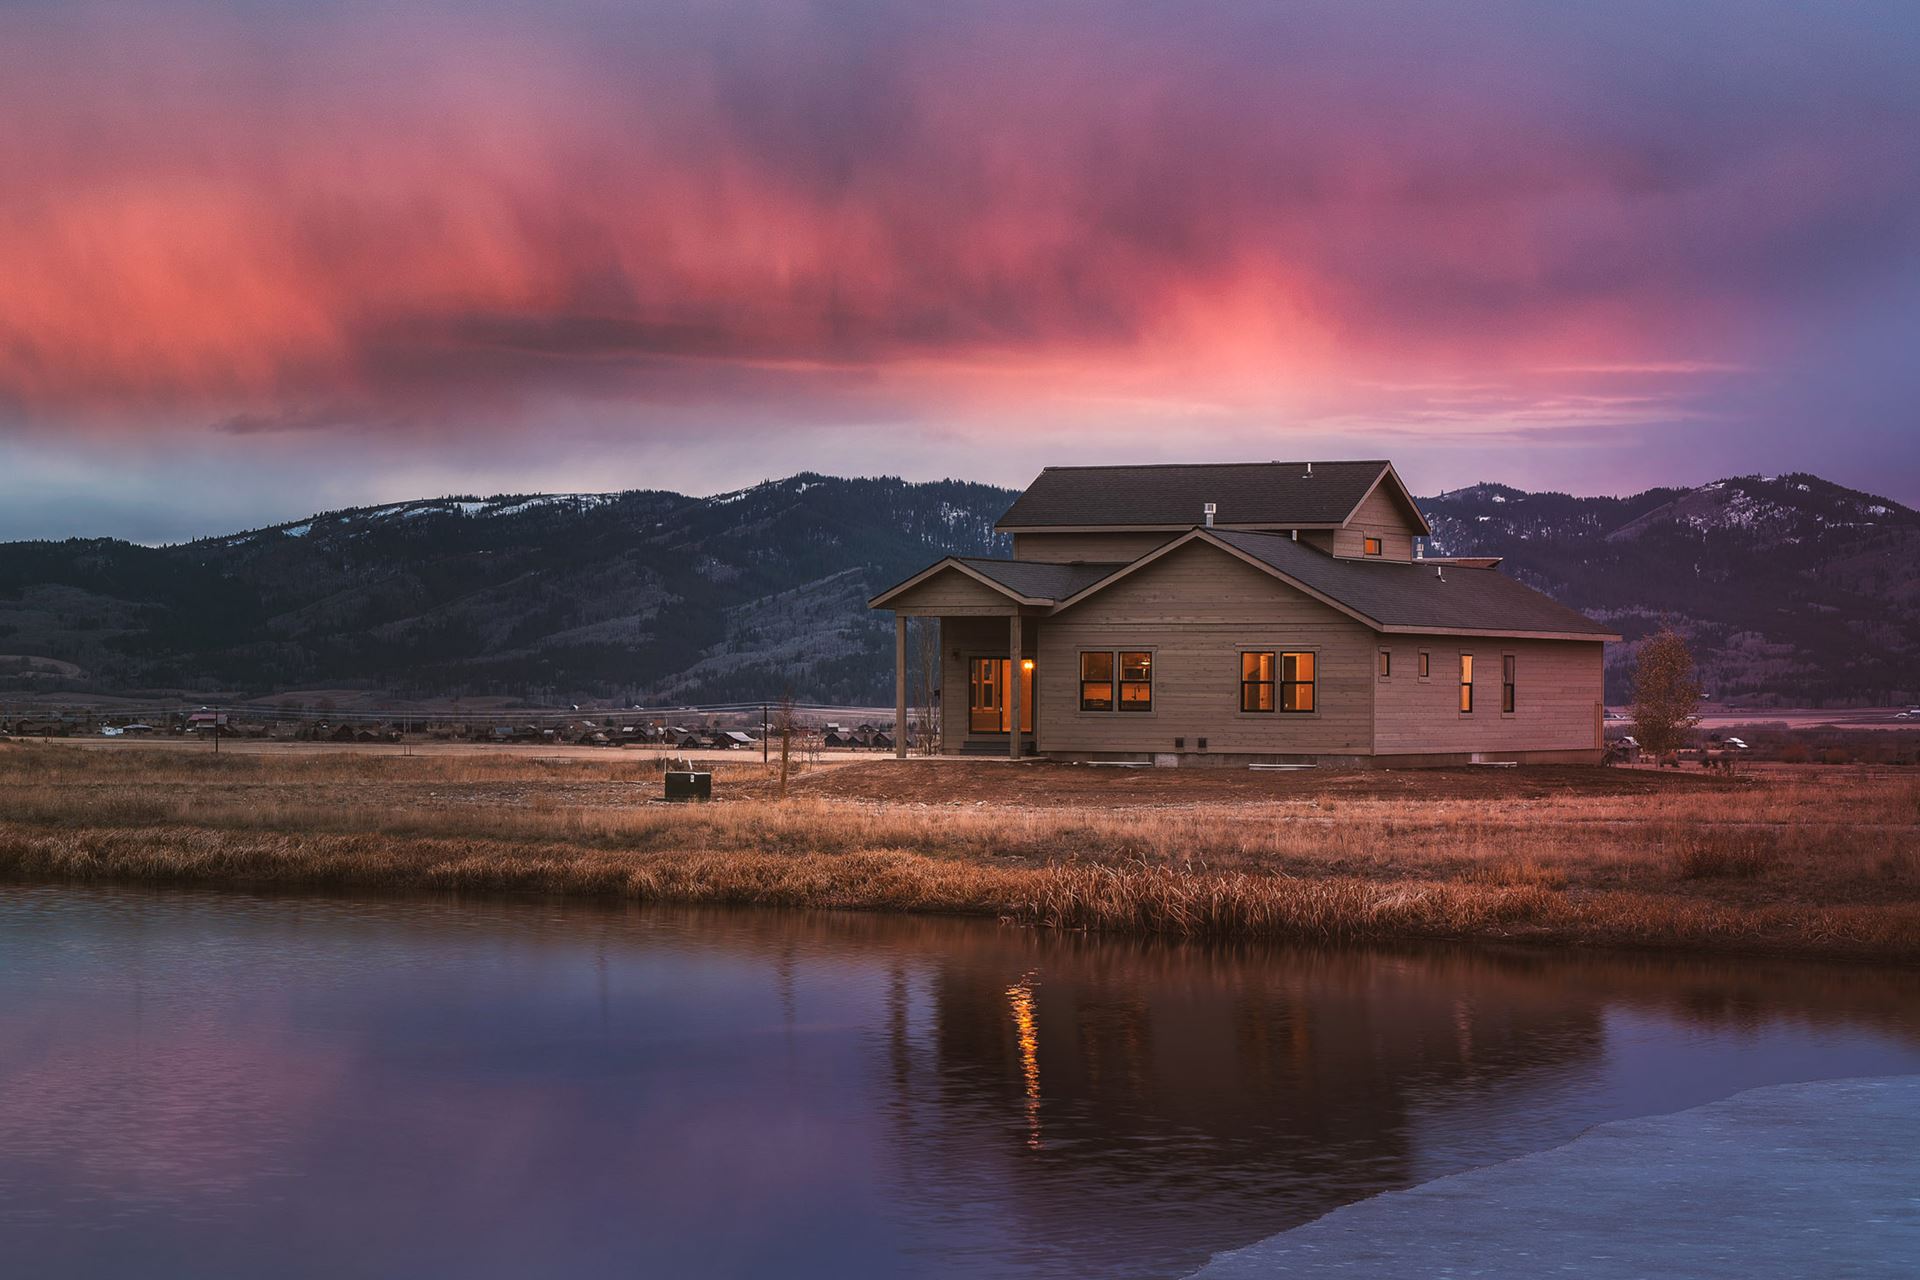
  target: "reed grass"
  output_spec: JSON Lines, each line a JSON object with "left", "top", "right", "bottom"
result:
{"left": 2, "top": 744, "right": 1916, "bottom": 960}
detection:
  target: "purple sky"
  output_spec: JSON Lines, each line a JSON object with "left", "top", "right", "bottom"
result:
{"left": 1, "top": 0, "right": 1916, "bottom": 541}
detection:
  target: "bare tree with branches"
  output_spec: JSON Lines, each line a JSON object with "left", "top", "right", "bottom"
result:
{"left": 914, "top": 617, "right": 942, "bottom": 756}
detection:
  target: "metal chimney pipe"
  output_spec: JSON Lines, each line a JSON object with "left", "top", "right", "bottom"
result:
{"left": 1203, "top": 502, "right": 1216, "bottom": 528}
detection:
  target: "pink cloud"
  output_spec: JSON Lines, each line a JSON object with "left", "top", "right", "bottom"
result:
{"left": 0, "top": 0, "right": 1911, "bottom": 485}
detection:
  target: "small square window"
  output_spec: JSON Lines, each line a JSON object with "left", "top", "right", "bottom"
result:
{"left": 1363, "top": 536, "right": 1382, "bottom": 556}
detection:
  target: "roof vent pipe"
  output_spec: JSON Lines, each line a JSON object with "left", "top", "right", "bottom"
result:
{"left": 1305, "top": 462, "right": 1313, "bottom": 478}
{"left": 1435, "top": 564, "right": 1445, "bottom": 580}
{"left": 1290, "top": 529, "right": 1298, "bottom": 542}
{"left": 1203, "top": 502, "right": 1216, "bottom": 528}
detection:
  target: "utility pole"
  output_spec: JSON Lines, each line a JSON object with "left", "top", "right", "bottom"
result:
{"left": 761, "top": 703, "right": 769, "bottom": 766}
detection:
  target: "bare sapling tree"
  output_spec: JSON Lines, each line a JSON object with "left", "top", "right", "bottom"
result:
{"left": 1631, "top": 625, "right": 1704, "bottom": 763}
{"left": 914, "top": 617, "right": 941, "bottom": 756}
{"left": 776, "top": 692, "right": 795, "bottom": 799}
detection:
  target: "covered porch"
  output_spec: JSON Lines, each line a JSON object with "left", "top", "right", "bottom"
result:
{"left": 884, "top": 610, "right": 1041, "bottom": 759}
{"left": 869, "top": 559, "right": 1057, "bottom": 760}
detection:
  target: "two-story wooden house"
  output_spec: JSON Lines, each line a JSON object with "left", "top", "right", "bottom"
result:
{"left": 871, "top": 460, "right": 1619, "bottom": 766}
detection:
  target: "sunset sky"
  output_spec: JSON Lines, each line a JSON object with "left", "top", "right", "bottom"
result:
{"left": 3, "top": 0, "right": 1917, "bottom": 541}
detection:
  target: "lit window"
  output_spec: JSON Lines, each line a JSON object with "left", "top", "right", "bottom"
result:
{"left": 1241, "top": 652, "right": 1275, "bottom": 712}
{"left": 1460, "top": 654, "right": 1474, "bottom": 712}
{"left": 1079, "top": 651, "right": 1113, "bottom": 712}
{"left": 1281, "top": 652, "right": 1316, "bottom": 712}
{"left": 1378, "top": 649, "right": 1391, "bottom": 678}
{"left": 1502, "top": 655, "right": 1517, "bottom": 713}
{"left": 1418, "top": 650, "right": 1430, "bottom": 679}
{"left": 1364, "top": 536, "right": 1383, "bottom": 556}
{"left": 1119, "top": 652, "right": 1153, "bottom": 711}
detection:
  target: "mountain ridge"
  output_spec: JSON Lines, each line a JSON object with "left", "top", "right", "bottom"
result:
{"left": 2, "top": 470, "right": 1913, "bottom": 706}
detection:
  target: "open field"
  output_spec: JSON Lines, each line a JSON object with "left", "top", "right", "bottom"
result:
{"left": 1, "top": 742, "right": 1916, "bottom": 961}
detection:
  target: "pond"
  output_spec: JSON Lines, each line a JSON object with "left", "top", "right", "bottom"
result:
{"left": 2, "top": 884, "right": 1917, "bottom": 1278}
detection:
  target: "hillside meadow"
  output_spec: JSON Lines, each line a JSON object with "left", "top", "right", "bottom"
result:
{"left": 1, "top": 743, "right": 1915, "bottom": 962}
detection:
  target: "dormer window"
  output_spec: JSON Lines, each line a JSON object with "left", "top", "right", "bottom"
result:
{"left": 1363, "top": 536, "right": 1382, "bottom": 556}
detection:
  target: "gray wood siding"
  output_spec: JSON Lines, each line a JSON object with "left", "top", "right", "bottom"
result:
{"left": 1372, "top": 637, "right": 1604, "bottom": 754}
{"left": 1333, "top": 485, "right": 1421, "bottom": 561}
{"left": 1013, "top": 531, "right": 1176, "bottom": 563}
{"left": 1036, "top": 541, "right": 1376, "bottom": 755}
{"left": 885, "top": 568, "right": 1021, "bottom": 616}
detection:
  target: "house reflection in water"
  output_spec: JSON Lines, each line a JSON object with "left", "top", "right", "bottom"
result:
{"left": 864, "top": 921, "right": 1920, "bottom": 1279}
{"left": 6, "top": 892, "right": 1913, "bottom": 1280}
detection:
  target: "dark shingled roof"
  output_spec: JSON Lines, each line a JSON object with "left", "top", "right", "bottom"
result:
{"left": 953, "top": 557, "right": 1127, "bottom": 601}
{"left": 997, "top": 461, "right": 1396, "bottom": 529}
{"left": 1205, "top": 531, "right": 1617, "bottom": 637}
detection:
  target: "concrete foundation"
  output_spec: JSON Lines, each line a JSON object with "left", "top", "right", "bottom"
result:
{"left": 1047, "top": 748, "right": 1606, "bottom": 769}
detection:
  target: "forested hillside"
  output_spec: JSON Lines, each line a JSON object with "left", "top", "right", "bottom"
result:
{"left": 2, "top": 470, "right": 1913, "bottom": 706}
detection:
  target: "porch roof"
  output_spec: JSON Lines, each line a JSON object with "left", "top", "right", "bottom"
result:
{"left": 868, "top": 556, "right": 1125, "bottom": 609}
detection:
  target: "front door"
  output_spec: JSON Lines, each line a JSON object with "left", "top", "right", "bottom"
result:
{"left": 969, "top": 658, "right": 1034, "bottom": 734}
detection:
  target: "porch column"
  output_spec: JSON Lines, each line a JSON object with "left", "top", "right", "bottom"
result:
{"left": 1007, "top": 613, "right": 1023, "bottom": 759}
{"left": 894, "top": 616, "right": 909, "bottom": 759}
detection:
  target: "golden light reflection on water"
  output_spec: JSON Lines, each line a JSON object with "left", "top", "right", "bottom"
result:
{"left": 1008, "top": 970, "right": 1042, "bottom": 1150}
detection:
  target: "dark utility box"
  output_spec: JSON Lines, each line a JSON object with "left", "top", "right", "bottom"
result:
{"left": 664, "top": 771, "right": 713, "bottom": 802}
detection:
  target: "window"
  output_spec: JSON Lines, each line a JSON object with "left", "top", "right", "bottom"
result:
{"left": 1079, "top": 651, "right": 1114, "bottom": 712}
{"left": 1378, "top": 648, "right": 1391, "bottom": 678}
{"left": 1281, "top": 652, "right": 1316, "bottom": 712}
{"left": 1363, "top": 535, "right": 1383, "bottom": 556}
{"left": 1241, "top": 652, "right": 1275, "bottom": 712}
{"left": 1502, "top": 654, "right": 1517, "bottom": 713}
{"left": 1459, "top": 654, "right": 1474, "bottom": 713}
{"left": 1418, "top": 650, "right": 1430, "bottom": 680}
{"left": 1119, "top": 651, "right": 1153, "bottom": 711}
{"left": 1081, "top": 650, "right": 1152, "bottom": 711}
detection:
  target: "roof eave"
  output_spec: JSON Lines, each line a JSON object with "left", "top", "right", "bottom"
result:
{"left": 997, "top": 521, "right": 1346, "bottom": 535}
{"left": 1375, "top": 624, "right": 1622, "bottom": 642}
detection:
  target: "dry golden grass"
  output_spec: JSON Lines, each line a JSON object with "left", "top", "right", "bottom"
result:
{"left": 2, "top": 743, "right": 1916, "bottom": 960}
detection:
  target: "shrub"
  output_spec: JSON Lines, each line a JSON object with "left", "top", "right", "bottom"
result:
{"left": 1670, "top": 829, "right": 1771, "bottom": 880}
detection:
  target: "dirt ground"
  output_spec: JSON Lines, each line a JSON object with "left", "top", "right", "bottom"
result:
{"left": 777, "top": 757, "right": 1746, "bottom": 807}
{"left": 47, "top": 736, "right": 876, "bottom": 768}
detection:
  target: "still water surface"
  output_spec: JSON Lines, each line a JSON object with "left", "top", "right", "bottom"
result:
{"left": 2, "top": 884, "right": 1918, "bottom": 1279}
